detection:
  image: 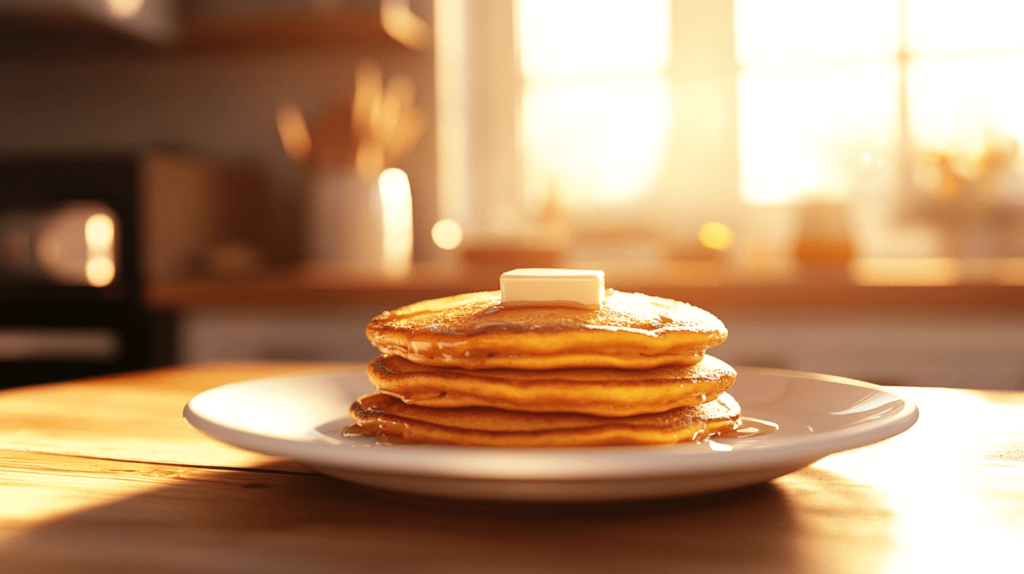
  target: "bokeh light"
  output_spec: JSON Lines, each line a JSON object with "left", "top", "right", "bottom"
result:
{"left": 105, "top": 0, "right": 145, "bottom": 20}
{"left": 85, "top": 213, "right": 115, "bottom": 252}
{"left": 698, "top": 222, "right": 734, "bottom": 251}
{"left": 275, "top": 103, "right": 312, "bottom": 163}
{"left": 85, "top": 257, "right": 116, "bottom": 287}
{"left": 431, "top": 219, "right": 463, "bottom": 250}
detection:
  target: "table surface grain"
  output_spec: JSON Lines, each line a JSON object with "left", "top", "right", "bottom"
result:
{"left": 1, "top": 362, "right": 1022, "bottom": 574}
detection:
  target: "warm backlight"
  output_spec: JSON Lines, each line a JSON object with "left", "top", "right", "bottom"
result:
{"left": 735, "top": 0, "right": 1024, "bottom": 206}
{"left": 734, "top": 0, "right": 900, "bottom": 66}
{"left": 738, "top": 62, "right": 898, "bottom": 205}
{"left": 523, "top": 79, "right": 671, "bottom": 207}
{"left": 905, "top": 0, "right": 1024, "bottom": 54}
{"left": 519, "top": 0, "right": 671, "bottom": 208}
{"left": 519, "top": 0, "right": 670, "bottom": 77}
{"left": 909, "top": 54, "right": 1024, "bottom": 154}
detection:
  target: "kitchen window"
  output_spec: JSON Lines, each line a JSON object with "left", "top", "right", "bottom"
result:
{"left": 435, "top": 0, "right": 1024, "bottom": 259}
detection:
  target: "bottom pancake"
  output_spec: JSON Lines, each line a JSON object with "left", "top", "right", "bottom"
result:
{"left": 348, "top": 392, "right": 741, "bottom": 447}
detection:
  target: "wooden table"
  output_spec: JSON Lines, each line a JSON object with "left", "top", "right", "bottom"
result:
{"left": 1, "top": 362, "right": 1022, "bottom": 573}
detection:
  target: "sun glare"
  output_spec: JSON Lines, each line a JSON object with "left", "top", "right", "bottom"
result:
{"left": 519, "top": 0, "right": 672, "bottom": 209}
{"left": 523, "top": 78, "right": 671, "bottom": 207}
{"left": 735, "top": 0, "right": 1024, "bottom": 207}
{"left": 909, "top": 53, "right": 1024, "bottom": 154}
{"left": 735, "top": 0, "right": 899, "bottom": 66}
{"left": 738, "top": 62, "right": 898, "bottom": 205}
{"left": 519, "top": 0, "right": 670, "bottom": 78}
{"left": 905, "top": 0, "right": 1024, "bottom": 54}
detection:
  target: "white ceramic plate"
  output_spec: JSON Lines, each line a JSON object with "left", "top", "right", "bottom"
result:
{"left": 184, "top": 367, "right": 918, "bottom": 503}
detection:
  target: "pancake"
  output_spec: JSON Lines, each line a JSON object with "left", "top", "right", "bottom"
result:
{"left": 349, "top": 392, "right": 741, "bottom": 447}
{"left": 368, "top": 354, "right": 736, "bottom": 417}
{"left": 366, "top": 289, "right": 727, "bottom": 370}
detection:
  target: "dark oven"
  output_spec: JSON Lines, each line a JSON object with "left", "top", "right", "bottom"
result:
{"left": 0, "top": 156, "right": 172, "bottom": 388}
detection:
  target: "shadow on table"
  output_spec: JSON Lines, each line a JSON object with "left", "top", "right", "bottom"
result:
{"left": 3, "top": 462, "right": 895, "bottom": 574}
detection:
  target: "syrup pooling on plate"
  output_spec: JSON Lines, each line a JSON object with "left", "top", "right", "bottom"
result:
{"left": 344, "top": 418, "right": 778, "bottom": 442}
{"left": 716, "top": 417, "right": 779, "bottom": 439}
{"left": 341, "top": 411, "right": 777, "bottom": 448}
{"left": 343, "top": 423, "right": 418, "bottom": 445}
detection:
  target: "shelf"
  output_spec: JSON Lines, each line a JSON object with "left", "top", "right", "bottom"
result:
{"left": 177, "top": 11, "right": 402, "bottom": 52}
{"left": 143, "top": 258, "right": 1024, "bottom": 311}
{"left": 0, "top": 2, "right": 413, "bottom": 60}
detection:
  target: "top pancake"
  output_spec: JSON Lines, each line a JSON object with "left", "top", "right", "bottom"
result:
{"left": 366, "top": 289, "right": 727, "bottom": 370}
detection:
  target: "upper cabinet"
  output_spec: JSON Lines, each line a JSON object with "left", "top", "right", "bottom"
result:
{"left": 0, "top": 0, "right": 430, "bottom": 57}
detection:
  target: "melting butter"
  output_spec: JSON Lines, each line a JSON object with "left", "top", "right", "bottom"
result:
{"left": 500, "top": 268, "right": 605, "bottom": 310}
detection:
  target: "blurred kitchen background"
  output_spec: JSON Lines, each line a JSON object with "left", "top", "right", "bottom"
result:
{"left": 2, "top": 0, "right": 1023, "bottom": 389}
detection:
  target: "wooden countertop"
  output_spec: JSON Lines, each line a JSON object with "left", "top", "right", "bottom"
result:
{"left": 144, "top": 258, "right": 1024, "bottom": 311}
{"left": 2, "top": 362, "right": 1023, "bottom": 573}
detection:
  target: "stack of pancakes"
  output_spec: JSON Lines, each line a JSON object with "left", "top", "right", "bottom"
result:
{"left": 348, "top": 289, "right": 740, "bottom": 447}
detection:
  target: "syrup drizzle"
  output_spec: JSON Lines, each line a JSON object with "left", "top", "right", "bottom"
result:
{"left": 344, "top": 417, "right": 780, "bottom": 446}
{"left": 343, "top": 424, "right": 418, "bottom": 445}
{"left": 715, "top": 417, "right": 779, "bottom": 439}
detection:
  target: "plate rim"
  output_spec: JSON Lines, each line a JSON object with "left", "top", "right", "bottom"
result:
{"left": 183, "top": 366, "right": 919, "bottom": 482}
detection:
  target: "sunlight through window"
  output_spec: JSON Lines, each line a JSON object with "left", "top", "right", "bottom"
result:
{"left": 519, "top": 0, "right": 671, "bottom": 210}
{"left": 738, "top": 63, "right": 898, "bottom": 205}
{"left": 519, "top": 0, "right": 670, "bottom": 77}
{"left": 736, "top": 0, "right": 1024, "bottom": 206}
{"left": 734, "top": 0, "right": 900, "bottom": 65}
{"left": 909, "top": 54, "right": 1024, "bottom": 154}
{"left": 905, "top": 0, "right": 1024, "bottom": 54}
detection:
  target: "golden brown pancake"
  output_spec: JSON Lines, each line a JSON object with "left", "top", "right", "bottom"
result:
{"left": 367, "top": 354, "right": 736, "bottom": 417}
{"left": 366, "top": 289, "right": 727, "bottom": 370}
{"left": 349, "top": 392, "right": 741, "bottom": 447}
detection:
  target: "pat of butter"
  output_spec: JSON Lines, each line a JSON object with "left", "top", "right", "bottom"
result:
{"left": 500, "top": 268, "right": 605, "bottom": 310}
